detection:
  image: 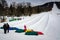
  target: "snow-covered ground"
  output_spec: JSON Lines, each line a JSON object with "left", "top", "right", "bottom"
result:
{"left": 0, "top": 4, "right": 60, "bottom": 40}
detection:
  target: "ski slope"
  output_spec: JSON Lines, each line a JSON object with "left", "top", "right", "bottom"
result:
{"left": 0, "top": 3, "right": 60, "bottom": 40}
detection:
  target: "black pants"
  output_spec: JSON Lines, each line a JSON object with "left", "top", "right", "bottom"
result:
{"left": 4, "top": 29, "right": 9, "bottom": 34}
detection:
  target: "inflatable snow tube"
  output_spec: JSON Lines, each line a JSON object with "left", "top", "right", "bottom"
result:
{"left": 9, "top": 27, "right": 19, "bottom": 30}
{"left": 0, "top": 27, "right": 19, "bottom": 30}
{"left": 9, "top": 19, "right": 16, "bottom": 22}
{"left": 15, "top": 29, "right": 24, "bottom": 33}
{"left": 9, "top": 18, "right": 19, "bottom": 22}
{"left": 25, "top": 29, "right": 33, "bottom": 32}
{"left": 25, "top": 31, "right": 38, "bottom": 35}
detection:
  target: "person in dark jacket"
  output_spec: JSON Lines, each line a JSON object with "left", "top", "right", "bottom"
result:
{"left": 3, "top": 23, "right": 10, "bottom": 34}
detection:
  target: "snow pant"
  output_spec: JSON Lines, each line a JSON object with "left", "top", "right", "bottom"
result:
{"left": 4, "top": 29, "right": 9, "bottom": 34}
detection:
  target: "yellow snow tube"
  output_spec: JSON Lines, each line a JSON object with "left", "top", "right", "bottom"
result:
{"left": 25, "top": 29, "right": 33, "bottom": 32}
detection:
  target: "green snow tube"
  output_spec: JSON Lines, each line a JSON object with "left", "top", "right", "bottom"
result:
{"left": 9, "top": 18, "right": 18, "bottom": 22}
{"left": 15, "top": 29, "right": 24, "bottom": 33}
{"left": 25, "top": 31, "right": 38, "bottom": 35}
{"left": 9, "top": 19, "right": 16, "bottom": 21}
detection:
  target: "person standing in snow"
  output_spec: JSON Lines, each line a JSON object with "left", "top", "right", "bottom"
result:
{"left": 3, "top": 23, "right": 10, "bottom": 34}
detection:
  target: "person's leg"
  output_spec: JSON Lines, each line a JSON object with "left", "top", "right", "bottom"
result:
{"left": 7, "top": 29, "right": 9, "bottom": 33}
{"left": 8, "top": 29, "right": 9, "bottom": 33}
{"left": 4, "top": 29, "right": 6, "bottom": 34}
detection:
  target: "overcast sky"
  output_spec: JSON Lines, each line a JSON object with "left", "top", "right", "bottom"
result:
{"left": 6, "top": 0, "right": 60, "bottom": 6}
